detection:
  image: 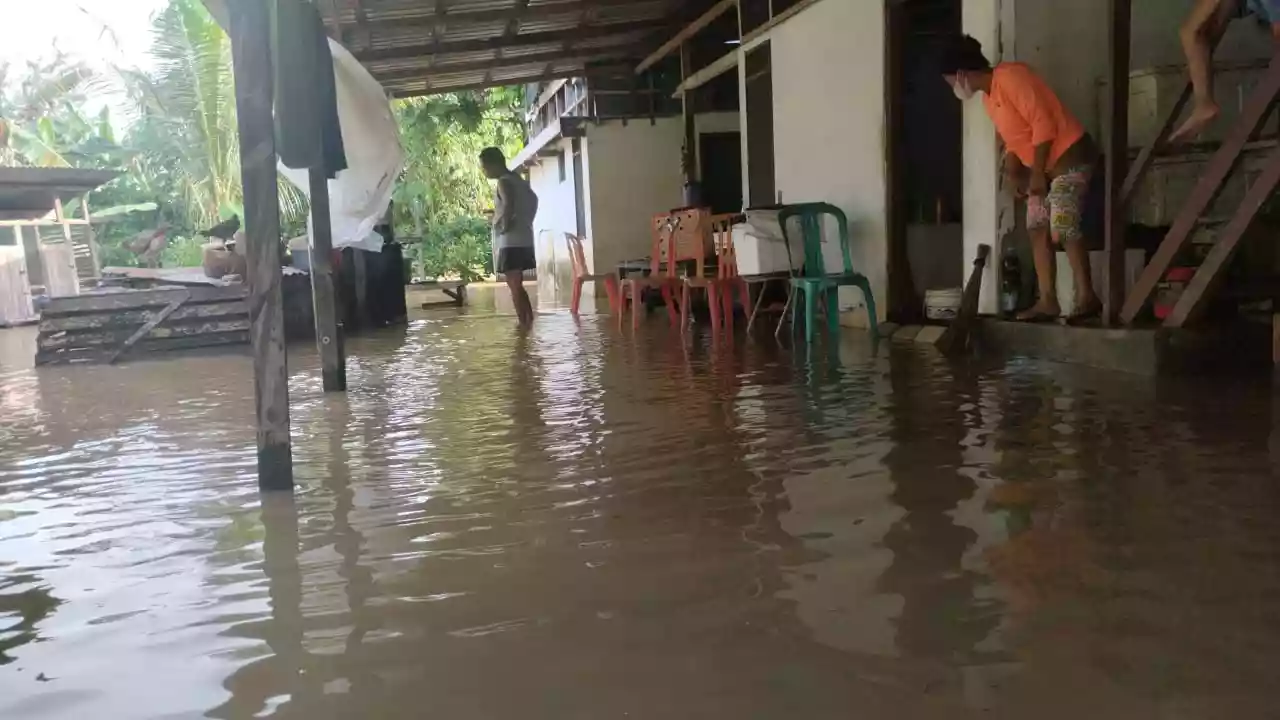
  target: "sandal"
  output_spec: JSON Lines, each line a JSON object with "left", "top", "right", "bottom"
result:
{"left": 1065, "top": 304, "right": 1102, "bottom": 326}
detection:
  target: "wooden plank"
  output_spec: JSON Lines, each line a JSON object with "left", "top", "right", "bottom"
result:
{"left": 1104, "top": 0, "right": 1131, "bottom": 325}
{"left": 635, "top": 0, "right": 737, "bottom": 75}
{"left": 672, "top": 49, "right": 738, "bottom": 97}
{"left": 308, "top": 167, "right": 346, "bottom": 392}
{"left": 39, "top": 319, "right": 252, "bottom": 350}
{"left": 1120, "top": 52, "right": 1280, "bottom": 324}
{"left": 41, "top": 286, "right": 246, "bottom": 315}
{"left": 228, "top": 0, "right": 293, "bottom": 493}
{"left": 1164, "top": 143, "right": 1280, "bottom": 327}
{"left": 36, "top": 331, "right": 250, "bottom": 366}
{"left": 108, "top": 292, "right": 190, "bottom": 364}
{"left": 38, "top": 301, "right": 246, "bottom": 332}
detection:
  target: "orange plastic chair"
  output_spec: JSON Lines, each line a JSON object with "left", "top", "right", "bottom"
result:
{"left": 672, "top": 208, "right": 721, "bottom": 333}
{"left": 618, "top": 213, "right": 681, "bottom": 330}
{"left": 564, "top": 232, "right": 620, "bottom": 316}
{"left": 711, "top": 214, "right": 751, "bottom": 333}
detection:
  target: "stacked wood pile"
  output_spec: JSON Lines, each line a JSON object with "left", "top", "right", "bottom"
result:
{"left": 36, "top": 285, "right": 250, "bottom": 365}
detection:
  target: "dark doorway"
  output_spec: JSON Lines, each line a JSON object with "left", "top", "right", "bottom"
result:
{"left": 887, "top": 0, "right": 964, "bottom": 321}
{"left": 699, "top": 132, "right": 743, "bottom": 214}
{"left": 744, "top": 44, "right": 774, "bottom": 207}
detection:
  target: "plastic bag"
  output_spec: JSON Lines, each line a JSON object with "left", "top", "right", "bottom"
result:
{"left": 279, "top": 40, "right": 404, "bottom": 251}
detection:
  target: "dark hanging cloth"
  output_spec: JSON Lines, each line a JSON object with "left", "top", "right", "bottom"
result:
{"left": 272, "top": 0, "right": 347, "bottom": 177}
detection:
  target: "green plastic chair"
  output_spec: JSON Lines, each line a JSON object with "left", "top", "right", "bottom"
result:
{"left": 776, "top": 203, "right": 878, "bottom": 343}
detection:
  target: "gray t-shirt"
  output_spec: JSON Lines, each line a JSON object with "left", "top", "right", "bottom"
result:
{"left": 492, "top": 172, "right": 537, "bottom": 250}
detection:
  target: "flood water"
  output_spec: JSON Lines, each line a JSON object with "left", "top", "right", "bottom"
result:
{"left": 2, "top": 286, "right": 1280, "bottom": 718}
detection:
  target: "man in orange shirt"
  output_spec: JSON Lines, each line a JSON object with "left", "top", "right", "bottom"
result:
{"left": 939, "top": 36, "right": 1101, "bottom": 322}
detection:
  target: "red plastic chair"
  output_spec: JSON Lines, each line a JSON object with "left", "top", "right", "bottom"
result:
{"left": 618, "top": 214, "right": 681, "bottom": 330}
{"left": 564, "top": 232, "right": 620, "bottom": 316}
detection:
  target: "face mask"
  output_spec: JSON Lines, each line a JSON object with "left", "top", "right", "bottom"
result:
{"left": 951, "top": 76, "right": 976, "bottom": 101}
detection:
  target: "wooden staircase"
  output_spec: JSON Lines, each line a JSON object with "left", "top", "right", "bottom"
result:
{"left": 1118, "top": 51, "right": 1280, "bottom": 328}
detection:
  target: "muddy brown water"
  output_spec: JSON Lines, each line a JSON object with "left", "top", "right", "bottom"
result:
{"left": 2, "top": 286, "right": 1280, "bottom": 719}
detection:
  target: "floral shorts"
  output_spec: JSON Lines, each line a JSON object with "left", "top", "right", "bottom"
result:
{"left": 1026, "top": 167, "right": 1090, "bottom": 244}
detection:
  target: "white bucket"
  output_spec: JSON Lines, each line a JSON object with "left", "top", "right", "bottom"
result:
{"left": 924, "top": 287, "right": 963, "bottom": 321}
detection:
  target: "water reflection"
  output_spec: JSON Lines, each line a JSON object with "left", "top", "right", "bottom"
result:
{"left": 1, "top": 290, "right": 1279, "bottom": 718}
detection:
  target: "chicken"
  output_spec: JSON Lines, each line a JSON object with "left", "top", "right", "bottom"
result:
{"left": 199, "top": 214, "right": 241, "bottom": 241}
{"left": 126, "top": 223, "right": 170, "bottom": 269}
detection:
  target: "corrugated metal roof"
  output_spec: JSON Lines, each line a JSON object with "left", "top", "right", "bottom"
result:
{"left": 324, "top": 0, "right": 689, "bottom": 96}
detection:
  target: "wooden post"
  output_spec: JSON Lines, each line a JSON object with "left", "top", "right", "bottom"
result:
{"left": 308, "top": 167, "right": 347, "bottom": 392}
{"left": 228, "top": 0, "right": 294, "bottom": 492}
{"left": 1103, "top": 0, "right": 1131, "bottom": 325}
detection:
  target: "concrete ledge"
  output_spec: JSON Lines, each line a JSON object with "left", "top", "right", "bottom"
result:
{"left": 978, "top": 318, "right": 1273, "bottom": 376}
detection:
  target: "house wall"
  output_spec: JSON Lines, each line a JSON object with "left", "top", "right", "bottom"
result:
{"left": 527, "top": 136, "right": 581, "bottom": 297}
{"left": 959, "top": 0, "right": 1272, "bottom": 314}
{"left": 583, "top": 118, "right": 685, "bottom": 276}
{"left": 770, "top": 0, "right": 887, "bottom": 321}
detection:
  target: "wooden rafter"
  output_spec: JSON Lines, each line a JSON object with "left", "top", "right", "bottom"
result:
{"left": 373, "top": 47, "right": 641, "bottom": 83}
{"left": 634, "top": 0, "right": 736, "bottom": 75}
{"left": 331, "top": 0, "right": 655, "bottom": 30}
{"left": 354, "top": 20, "right": 667, "bottom": 63}
{"left": 388, "top": 64, "right": 628, "bottom": 97}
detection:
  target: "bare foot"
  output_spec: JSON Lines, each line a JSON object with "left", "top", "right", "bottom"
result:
{"left": 1016, "top": 301, "right": 1061, "bottom": 322}
{"left": 1168, "top": 101, "right": 1220, "bottom": 144}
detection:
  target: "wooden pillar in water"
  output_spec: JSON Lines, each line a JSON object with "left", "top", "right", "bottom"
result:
{"left": 308, "top": 167, "right": 346, "bottom": 391}
{"left": 228, "top": 0, "right": 293, "bottom": 492}
{"left": 1103, "top": 0, "right": 1131, "bottom": 326}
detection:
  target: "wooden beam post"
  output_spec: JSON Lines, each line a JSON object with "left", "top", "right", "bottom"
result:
{"left": 228, "top": 0, "right": 294, "bottom": 492}
{"left": 308, "top": 168, "right": 347, "bottom": 392}
{"left": 1103, "top": 0, "right": 1131, "bottom": 325}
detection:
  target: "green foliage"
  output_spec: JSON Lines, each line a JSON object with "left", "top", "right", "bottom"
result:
{"left": 408, "top": 216, "right": 493, "bottom": 282}
{"left": 393, "top": 87, "right": 523, "bottom": 279}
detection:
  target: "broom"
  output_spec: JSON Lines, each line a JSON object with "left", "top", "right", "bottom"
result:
{"left": 936, "top": 244, "right": 991, "bottom": 356}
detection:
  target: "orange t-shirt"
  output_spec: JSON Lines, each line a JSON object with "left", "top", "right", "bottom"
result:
{"left": 983, "top": 62, "right": 1085, "bottom": 169}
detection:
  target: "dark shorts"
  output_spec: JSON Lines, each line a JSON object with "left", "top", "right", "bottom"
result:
{"left": 496, "top": 246, "right": 536, "bottom": 275}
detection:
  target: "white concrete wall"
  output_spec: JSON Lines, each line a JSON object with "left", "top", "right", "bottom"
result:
{"left": 527, "top": 136, "right": 580, "bottom": 296}
{"left": 770, "top": 0, "right": 886, "bottom": 320}
{"left": 583, "top": 118, "right": 685, "bottom": 275}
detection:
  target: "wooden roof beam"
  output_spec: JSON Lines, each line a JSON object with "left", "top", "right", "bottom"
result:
{"left": 374, "top": 47, "right": 639, "bottom": 83}
{"left": 339, "top": 0, "right": 655, "bottom": 32}
{"left": 389, "top": 64, "right": 629, "bottom": 98}
{"left": 355, "top": 19, "right": 668, "bottom": 63}
{"left": 634, "top": 0, "right": 736, "bottom": 75}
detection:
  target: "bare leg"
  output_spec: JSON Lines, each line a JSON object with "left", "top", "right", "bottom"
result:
{"left": 1016, "top": 225, "right": 1062, "bottom": 320}
{"left": 1063, "top": 235, "right": 1101, "bottom": 318}
{"left": 1171, "top": 0, "right": 1234, "bottom": 143}
{"left": 505, "top": 270, "right": 533, "bottom": 328}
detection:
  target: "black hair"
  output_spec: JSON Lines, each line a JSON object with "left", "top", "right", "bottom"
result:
{"left": 936, "top": 35, "right": 991, "bottom": 75}
{"left": 479, "top": 147, "right": 506, "bottom": 166}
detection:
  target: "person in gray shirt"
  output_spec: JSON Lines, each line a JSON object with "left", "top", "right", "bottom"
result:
{"left": 481, "top": 147, "right": 538, "bottom": 328}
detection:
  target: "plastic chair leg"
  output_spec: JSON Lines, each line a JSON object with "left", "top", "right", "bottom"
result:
{"left": 826, "top": 288, "right": 840, "bottom": 338}
{"left": 660, "top": 284, "right": 679, "bottom": 327}
{"left": 570, "top": 278, "right": 584, "bottom": 316}
{"left": 603, "top": 276, "right": 621, "bottom": 315}
{"left": 721, "top": 281, "right": 737, "bottom": 334}
{"left": 803, "top": 286, "right": 818, "bottom": 344}
{"left": 680, "top": 284, "right": 692, "bottom": 332}
{"left": 707, "top": 284, "right": 721, "bottom": 334}
{"left": 854, "top": 277, "right": 879, "bottom": 338}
